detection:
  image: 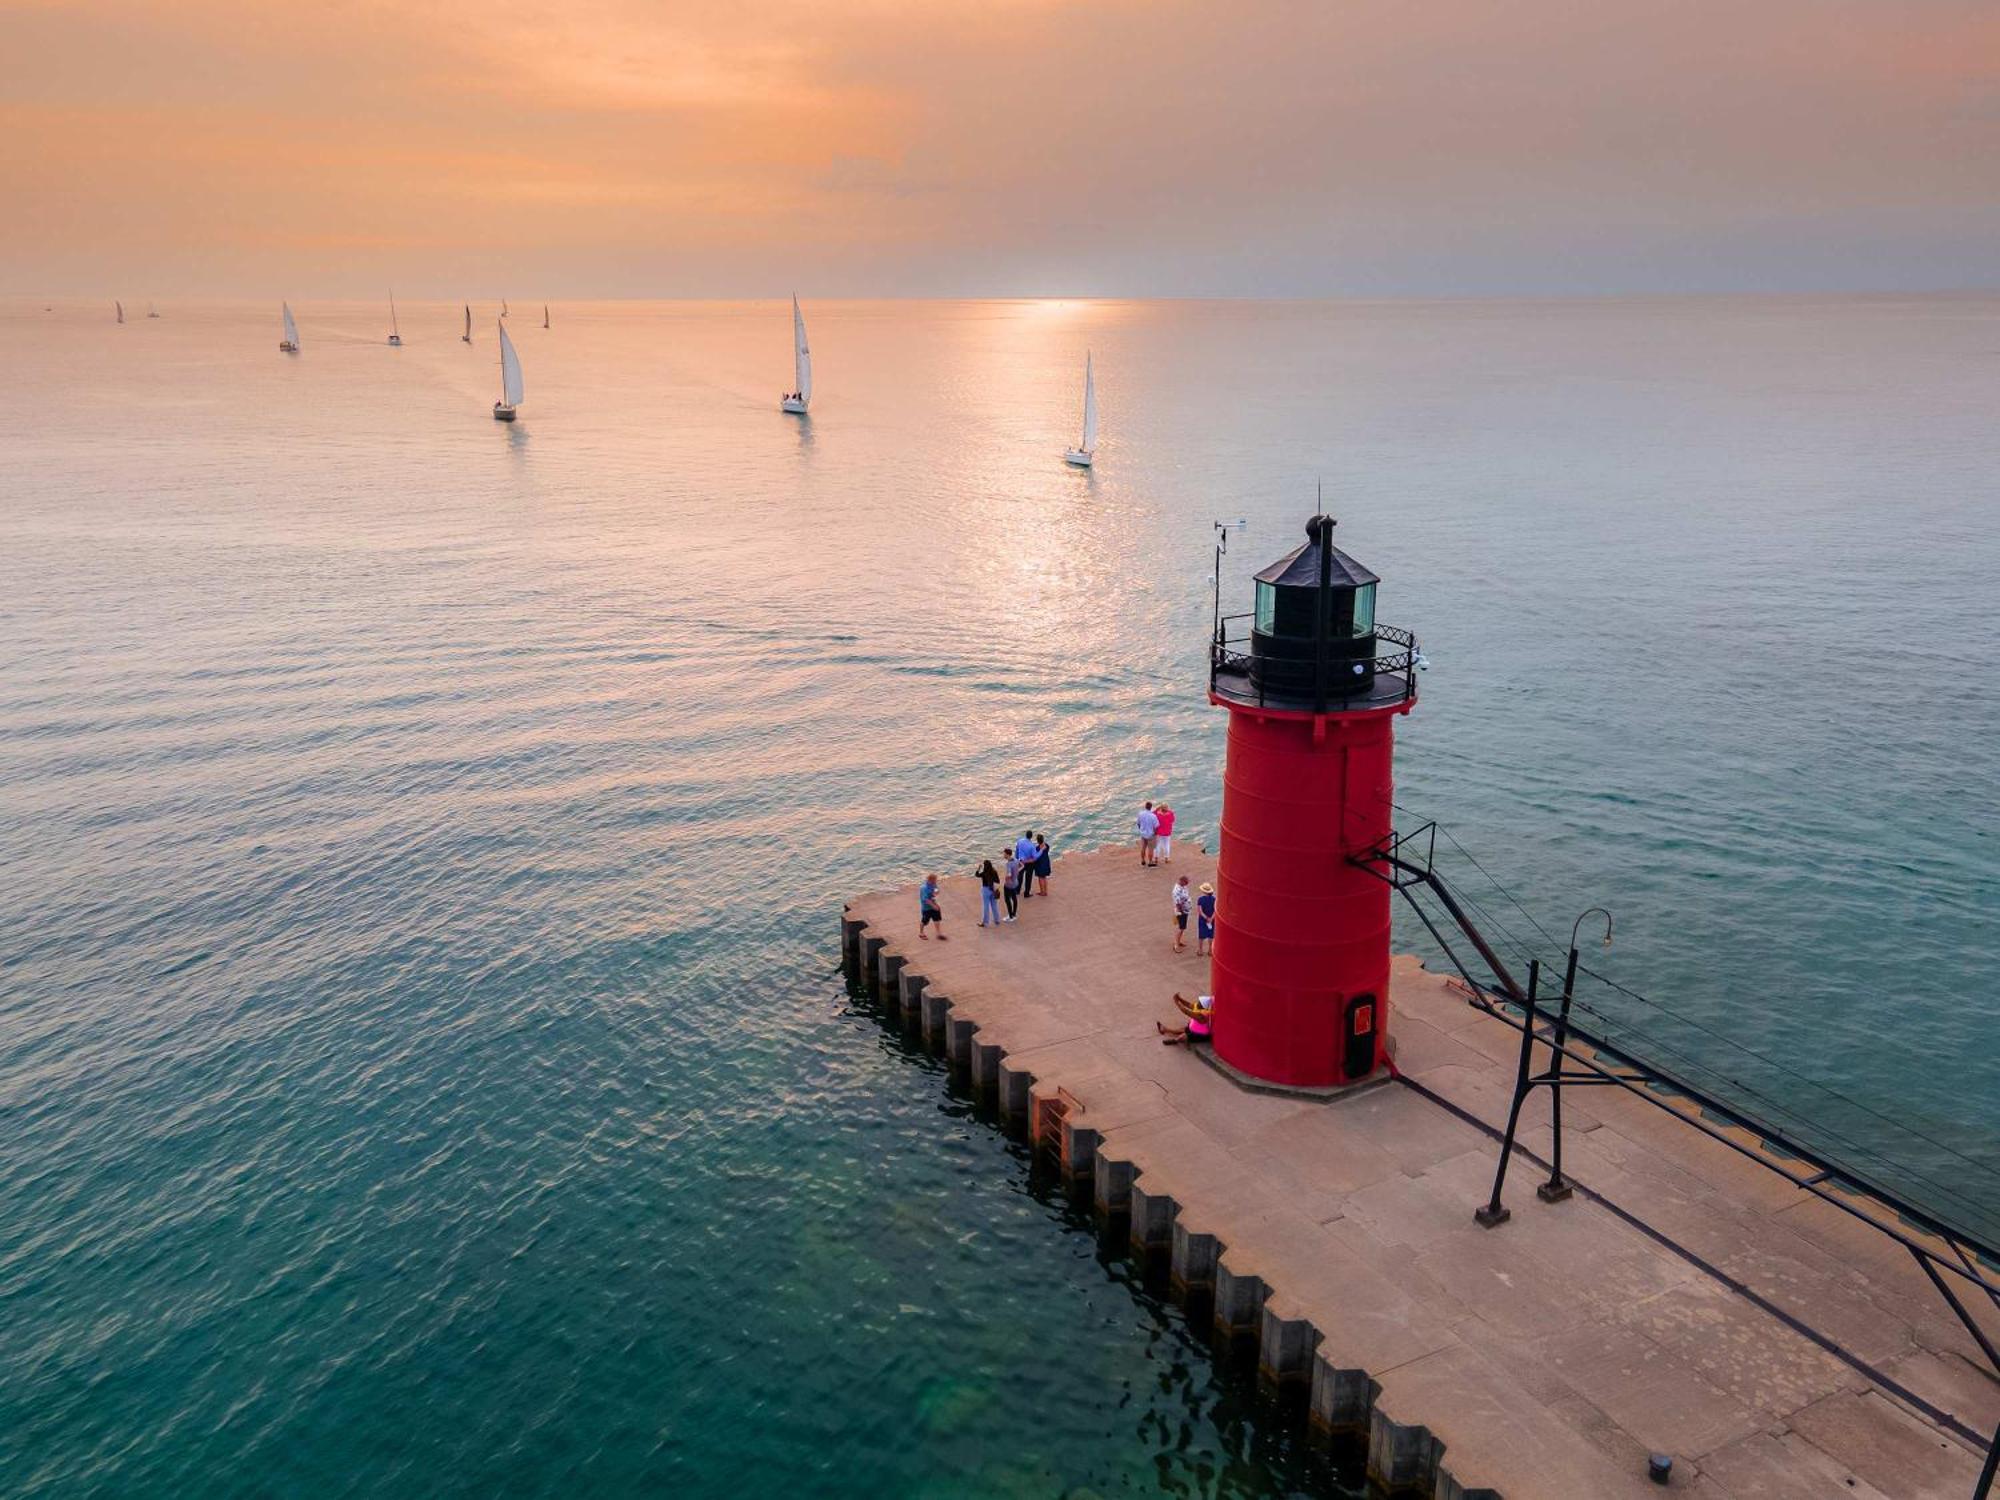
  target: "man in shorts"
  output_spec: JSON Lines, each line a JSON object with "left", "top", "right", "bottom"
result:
{"left": 919, "top": 873, "right": 947, "bottom": 940}
{"left": 1171, "top": 875, "right": 1193, "bottom": 952}
{"left": 1136, "top": 802, "right": 1160, "bottom": 866}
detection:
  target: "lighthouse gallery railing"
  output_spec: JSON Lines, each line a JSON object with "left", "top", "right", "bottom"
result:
{"left": 1209, "top": 616, "right": 1420, "bottom": 710}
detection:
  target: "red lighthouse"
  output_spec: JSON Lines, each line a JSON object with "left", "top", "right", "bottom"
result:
{"left": 1207, "top": 515, "right": 1421, "bottom": 1089}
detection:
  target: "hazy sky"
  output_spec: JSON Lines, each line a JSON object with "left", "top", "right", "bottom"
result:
{"left": 4, "top": 0, "right": 1996, "bottom": 297}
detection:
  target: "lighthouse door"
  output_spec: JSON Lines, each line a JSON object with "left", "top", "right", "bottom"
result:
{"left": 1343, "top": 994, "right": 1377, "bottom": 1080}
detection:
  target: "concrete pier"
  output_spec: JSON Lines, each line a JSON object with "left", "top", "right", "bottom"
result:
{"left": 843, "top": 846, "right": 1998, "bottom": 1498}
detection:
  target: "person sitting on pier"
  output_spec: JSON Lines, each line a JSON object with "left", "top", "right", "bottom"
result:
{"left": 919, "top": 873, "right": 947, "bottom": 940}
{"left": 1157, "top": 992, "right": 1213, "bottom": 1046}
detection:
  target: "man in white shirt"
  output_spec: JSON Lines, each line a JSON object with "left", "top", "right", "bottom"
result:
{"left": 1136, "top": 801, "right": 1160, "bottom": 867}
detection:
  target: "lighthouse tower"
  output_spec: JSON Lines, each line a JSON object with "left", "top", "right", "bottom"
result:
{"left": 1207, "top": 515, "right": 1421, "bottom": 1089}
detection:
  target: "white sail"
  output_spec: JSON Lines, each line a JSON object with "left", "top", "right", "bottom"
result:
{"left": 463, "top": 304, "right": 472, "bottom": 340}
{"left": 542, "top": 305, "right": 550, "bottom": 329}
{"left": 1079, "top": 352, "right": 1098, "bottom": 452}
{"left": 498, "top": 321, "right": 524, "bottom": 407}
{"left": 282, "top": 302, "right": 299, "bottom": 347}
{"left": 389, "top": 293, "right": 400, "bottom": 337}
{"left": 115, "top": 300, "right": 124, "bottom": 324}
{"left": 792, "top": 295, "right": 812, "bottom": 406}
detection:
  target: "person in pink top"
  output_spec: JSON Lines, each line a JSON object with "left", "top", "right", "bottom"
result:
{"left": 1157, "top": 992, "right": 1213, "bottom": 1046}
{"left": 1154, "top": 803, "right": 1176, "bottom": 863}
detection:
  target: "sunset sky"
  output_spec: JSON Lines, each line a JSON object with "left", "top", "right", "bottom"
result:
{"left": 4, "top": 0, "right": 1996, "bottom": 298}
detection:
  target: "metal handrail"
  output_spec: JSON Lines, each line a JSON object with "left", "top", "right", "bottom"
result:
{"left": 1357, "top": 825, "right": 2000, "bottom": 1492}
{"left": 1209, "top": 617, "right": 1420, "bottom": 708}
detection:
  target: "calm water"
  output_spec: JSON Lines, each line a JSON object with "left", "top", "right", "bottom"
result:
{"left": 2, "top": 296, "right": 1996, "bottom": 1497}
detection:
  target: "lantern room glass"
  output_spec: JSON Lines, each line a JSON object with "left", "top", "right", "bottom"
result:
{"left": 1351, "top": 582, "right": 1376, "bottom": 637}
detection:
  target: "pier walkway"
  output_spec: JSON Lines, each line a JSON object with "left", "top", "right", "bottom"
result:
{"left": 843, "top": 846, "right": 1997, "bottom": 1498}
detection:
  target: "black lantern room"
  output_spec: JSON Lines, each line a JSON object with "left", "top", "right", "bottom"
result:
{"left": 1211, "top": 515, "right": 1418, "bottom": 713}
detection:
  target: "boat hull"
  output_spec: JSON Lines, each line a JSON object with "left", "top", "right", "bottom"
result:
{"left": 781, "top": 396, "right": 808, "bottom": 414}
{"left": 387, "top": 336, "right": 402, "bottom": 346}
{"left": 1064, "top": 448, "right": 1093, "bottom": 467}
{"left": 493, "top": 403, "right": 517, "bottom": 422}
{"left": 278, "top": 342, "right": 298, "bottom": 353}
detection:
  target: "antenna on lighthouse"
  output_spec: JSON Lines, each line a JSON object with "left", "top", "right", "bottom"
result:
{"left": 1211, "top": 517, "right": 1249, "bottom": 642}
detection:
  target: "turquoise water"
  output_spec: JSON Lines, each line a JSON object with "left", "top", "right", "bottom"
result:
{"left": 1, "top": 295, "right": 1995, "bottom": 1495}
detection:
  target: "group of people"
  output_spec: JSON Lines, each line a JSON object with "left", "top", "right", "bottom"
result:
{"left": 1135, "top": 800, "right": 1213, "bottom": 955}
{"left": 974, "top": 831, "right": 1054, "bottom": 928}
{"left": 1134, "top": 800, "right": 1176, "bottom": 866}
{"left": 918, "top": 831, "right": 1054, "bottom": 938}
{"left": 1170, "top": 874, "right": 1216, "bottom": 955}
{"left": 912, "top": 806, "right": 1215, "bottom": 1047}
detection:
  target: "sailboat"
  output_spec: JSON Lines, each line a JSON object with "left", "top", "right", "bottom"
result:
{"left": 461, "top": 304, "right": 472, "bottom": 343}
{"left": 387, "top": 293, "right": 402, "bottom": 346}
{"left": 542, "top": 304, "right": 550, "bottom": 330}
{"left": 147, "top": 302, "right": 160, "bottom": 319}
{"left": 501, "top": 298, "right": 509, "bottom": 318}
{"left": 493, "top": 320, "right": 523, "bottom": 421}
{"left": 279, "top": 302, "right": 299, "bottom": 353}
{"left": 115, "top": 300, "right": 124, "bottom": 324}
{"left": 1064, "top": 351, "right": 1097, "bottom": 467}
{"left": 780, "top": 295, "right": 812, "bottom": 414}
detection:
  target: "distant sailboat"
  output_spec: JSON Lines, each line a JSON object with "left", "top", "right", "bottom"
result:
{"left": 461, "top": 304, "right": 472, "bottom": 343}
{"left": 279, "top": 301, "right": 299, "bottom": 353}
{"left": 146, "top": 301, "right": 160, "bottom": 319}
{"left": 1064, "top": 351, "right": 1097, "bottom": 468}
{"left": 542, "top": 304, "right": 550, "bottom": 330}
{"left": 780, "top": 295, "right": 812, "bottom": 414}
{"left": 493, "top": 320, "right": 523, "bottom": 421}
{"left": 501, "top": 298, "right": 510, "bottom": 318}
{"left": 115, "top": 300, "right": 124, "bottom": 324}
{"left": 387, "top": 293, "right": 402, "bottom": 346}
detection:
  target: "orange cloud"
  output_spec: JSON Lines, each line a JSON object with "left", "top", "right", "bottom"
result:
{"left": 2, "top": 0, "right": 1996, "bottom": 295}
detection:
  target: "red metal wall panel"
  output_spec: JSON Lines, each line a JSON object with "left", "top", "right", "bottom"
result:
{"left": 1209, "top": 698, "right": 1407, "bottom": 1087}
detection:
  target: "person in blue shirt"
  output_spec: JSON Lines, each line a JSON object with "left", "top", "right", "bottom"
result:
{"left": 1033, "top": 834, "right": 1053, "bottom": 898}
{"left": 1196, "top": 882, "right": 1216, "bottom": 955}
{"left": 1136, "top": 803, "right": 1160, "bottom": 866}
{"left": 1014, "top": 830, "right": 1040, "bottom": 898}
{"left": 919, "top": 873, "right": 947, "bottom": 940}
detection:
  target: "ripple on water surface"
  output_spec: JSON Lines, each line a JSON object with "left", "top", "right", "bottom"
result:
{"left": 0, "top": 296, "right": 1995, "bottom": 1496}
